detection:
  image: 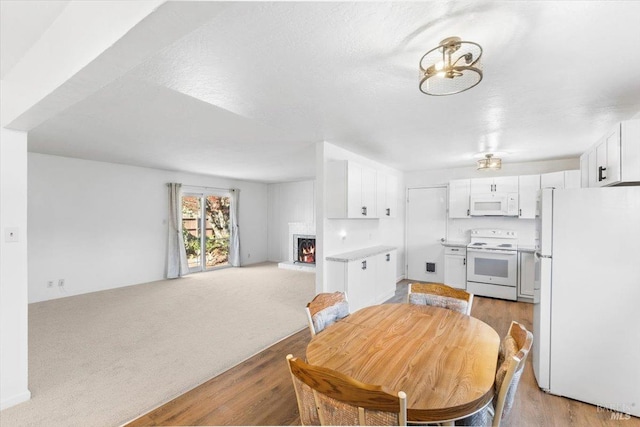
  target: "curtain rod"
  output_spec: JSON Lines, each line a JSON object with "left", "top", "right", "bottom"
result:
{"left": 175, "top": 183, "right": 238, "bottom": 192}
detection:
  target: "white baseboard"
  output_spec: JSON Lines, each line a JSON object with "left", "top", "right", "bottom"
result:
{"left": 396, "top": 274, "right": 406, "bottom": 283}
{"left": 277, "top": 261, "right": 316, "bottom": 273}
{"left": 1, "top": 389, "right": 31, "bottom": 411}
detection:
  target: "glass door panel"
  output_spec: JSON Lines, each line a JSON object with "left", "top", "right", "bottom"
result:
{"left": 182, "top": 195, "right": 202, "bottom": 272}
{"left": 205, "top": 195, "right": 230, "bottom": 268}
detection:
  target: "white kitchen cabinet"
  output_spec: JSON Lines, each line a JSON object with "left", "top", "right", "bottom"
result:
{"left": 346, "top": 257, "right": 376, "bottom": 312}
{"left": 595, "top": 138, "right": 609, "bottom": 187}
{"left": 588, "top": 149, "right": 597, "bottom": 187}
{"left": 540, "top": 170, "right": 581, "bottom": 190}
{"left": 448, "top": 179, "right": 470, "bottom": 218}
{"left": 518, "top": 251, "right": 535, "bottom": 299}
{"left": 471, "top": 176, "right": 518, "bottom": 193}
{"left": 518, "top": 175, "right": 540, "bottom": 219}
{"left": 582, "top": 119, "right": 640, "bottom": 187}
{"left": 327, "top": 160, "right": 378, "bottom": 218}
{"left": 326, "top": 247, "right": 397, "bottom": 313}
{"left": 564, "top": 170, "right": 581, "bottom": 189}
{"left": 444, "top": 247, "right": 466, "bottom": 289}
{"left": 540, "top": 171, "right": 564, "bottom": 189}
{"left": 376, "top": 250, "right": 397, "bottom": 299}
{"left": 580, "top": 152, "right": 590, "bottom": 188}
{"left": 377, "top": 171, "right": 398, "bottom": 218}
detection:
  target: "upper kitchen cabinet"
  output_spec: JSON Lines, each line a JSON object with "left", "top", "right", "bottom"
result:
{"left": 582, "top": 119, "right": 640, "bottom": 187}
{"left": 327, "top": 160, "right": 378, "bottom": 218}
{"left": 470, "top": 176, "right": 519, "bottom": 193}
{"left": 377, "top": 171, "right": 398, "bottom": 218}
{"left": 518, "top": 175, "right": 540, "bottom": 219}
{"left": 540, "top": 170, "right": 581, "bottom": 189}
{"left": 448, "top": 179, "right": 471, "bottom": 218}
{"left": 580, "top": 152, "right": 589, "bottom": 188}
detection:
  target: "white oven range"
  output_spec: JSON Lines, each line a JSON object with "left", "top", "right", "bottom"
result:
{"left": 466, "top": 229, "right": 518, "bottom": 301}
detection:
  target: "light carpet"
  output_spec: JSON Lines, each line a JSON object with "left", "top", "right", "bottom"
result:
{"left": 0, "top": 262, "right": 315, "bottom": 427}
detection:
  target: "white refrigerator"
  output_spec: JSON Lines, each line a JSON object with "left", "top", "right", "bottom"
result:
{"left": 533, "top": 187, "right": 640, "bottom": 417}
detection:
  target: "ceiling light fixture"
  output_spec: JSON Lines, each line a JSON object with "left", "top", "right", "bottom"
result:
{"left": 419, "top": 36, "right": 483, "bottom": 96}
{"left": 477, "top": 154, "right": 502, "bottom": 170}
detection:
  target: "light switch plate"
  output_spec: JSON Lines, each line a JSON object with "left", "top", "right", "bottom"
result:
{"left": 5, "top": 227, "right": 19, "bottom": 243}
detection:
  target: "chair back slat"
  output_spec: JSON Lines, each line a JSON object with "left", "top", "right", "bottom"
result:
{"left": 286, "top": 354, "right": 407, "bottom": 426}
{"left": 492, "top": 321, "right": 533, "bottom": 427}
{"left": 307, "top": 292, "right": 347, "bottom": 317}
{"left": 408, "top": 283, "right": 473, "bottom": 315}
{"left": 306, "top": 292, "right": 349, "bottom": 336}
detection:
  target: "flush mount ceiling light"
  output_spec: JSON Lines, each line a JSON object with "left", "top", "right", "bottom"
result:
{"left": 419, "top": 36, "right": 483, "bottom": 96}
{"left": 477, "top": 153, "right": 502, "bottom": 170}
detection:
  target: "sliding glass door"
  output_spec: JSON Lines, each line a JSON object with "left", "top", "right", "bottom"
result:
{"left": 182, "top": 192, "right": 231, "bottom": 273}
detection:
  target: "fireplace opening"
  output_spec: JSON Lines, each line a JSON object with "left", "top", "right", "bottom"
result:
{"left": 294, "top": 235, "right": 316, "bottom": 265}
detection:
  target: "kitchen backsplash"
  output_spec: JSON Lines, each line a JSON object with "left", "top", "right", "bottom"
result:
{"left": 448, "top": 216, "right": 536, "bottom": 246}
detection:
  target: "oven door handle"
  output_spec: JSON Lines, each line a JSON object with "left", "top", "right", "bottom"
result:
{"left": 466, "top": 247, "right": 517, "bottom": 254}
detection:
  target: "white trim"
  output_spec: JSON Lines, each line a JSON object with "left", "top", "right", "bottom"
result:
{"left": 0, "top": 390, "right": 31, "bottom": 411}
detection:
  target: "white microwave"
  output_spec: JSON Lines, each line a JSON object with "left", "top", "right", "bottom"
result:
{"left": 469, "top": 193, "right": 519, "bottom": 216}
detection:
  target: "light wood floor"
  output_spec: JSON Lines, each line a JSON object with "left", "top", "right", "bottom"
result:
{"left": 126, "top": 282, "right": 639, "bottom": 426}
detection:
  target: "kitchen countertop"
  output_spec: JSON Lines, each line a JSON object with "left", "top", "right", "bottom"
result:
{"left": 441, "top": 240, "right": 468, "bottom": 248}
{"left": 326, "top": 245, "right": 397, "bottom": 262}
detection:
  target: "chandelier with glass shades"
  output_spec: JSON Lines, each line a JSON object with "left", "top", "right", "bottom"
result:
{"left": 477, "top": 153, "right": 502, "bottom": 170}
{"left": 419, "top": 36, "right": 483, "bottom": 96}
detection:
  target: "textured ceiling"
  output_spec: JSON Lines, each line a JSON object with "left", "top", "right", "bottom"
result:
{"left": 14, "top": 1, "right": 640, "bottom": 182}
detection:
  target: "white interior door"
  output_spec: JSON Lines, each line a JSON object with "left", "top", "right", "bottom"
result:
{"left": 406, "top": 187, "right": 447, "bottom": 282}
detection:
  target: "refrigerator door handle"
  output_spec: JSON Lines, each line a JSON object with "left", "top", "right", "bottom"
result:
{"left": 535, "top": 251, "right": 552, "bottom": 259}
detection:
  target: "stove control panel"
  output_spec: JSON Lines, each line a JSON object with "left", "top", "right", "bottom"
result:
{"left": 470, "top": 229, "right": 517, "bottom": 239}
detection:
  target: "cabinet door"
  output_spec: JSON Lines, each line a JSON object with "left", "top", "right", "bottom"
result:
{"left": 470, "top": 177, "right": 494, "bottom": 193}
{"left": 345, "top": 163, "right": 377, "bottom": 218}
{"left": 376, "top": 251, "right": 397, "bottom": 301}
{"left": 564, "top": 170, "right": 581, "bottom": 189}
{"left": 518, "top": 175, "right": 540, "bottom": 218}
{"left": 595, "top": 140, "right": 608, "bottom": 187}
{"left": 377, "top": 172, "right": 398, "bottom": 218}
{"left": 494, "top": 176, "right": 519, "bottom": 193}
{"left": 541, "top": 171, "right": 564, "bottom": 189}
{"left": 347, "top": 257, "right": 377, "bottom": 313}
{"left": 448, "top": 179, "right": 470, "bottom": 218}
{"left": 444, "top": 251, "right": 466, "bottom": 290}
{"left": 588, "top": 149, "right": 597, "bottom": 188}
{"left": 360, "top": 166, "right": 378, "bottom": 218}
{"left": 347, "top": 163, "right": 365, "bottom": 217}
{"left": 605, "top": 125, "right": 621, "bottom": 185}
{"left": 580, "top": 152, "right": 590, "bottom": 188}
{"left": 518, "top": 252, "right": 535, "bottom": 298}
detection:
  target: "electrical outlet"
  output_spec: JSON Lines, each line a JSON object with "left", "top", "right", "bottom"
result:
{"left": 47, "top": 281, "right": 54, "bottom": 288}
{"left": 58, "top": 279, "right": 65, "bottom": 287}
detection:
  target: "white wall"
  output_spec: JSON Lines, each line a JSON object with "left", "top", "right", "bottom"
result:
{"left": 267, "top": 180, "right": 315, "bottom": 262}
{"left": 406, "top": 158, "right": 580, "bottom": 246}
{"left": 0, "top": 129, "right": 31, "bottom": 409}
{"left": 316, "top": 142, "right": 405, "bottom": 294}
{"left": 28, "top": 153, "right": 268, "bottom": 303}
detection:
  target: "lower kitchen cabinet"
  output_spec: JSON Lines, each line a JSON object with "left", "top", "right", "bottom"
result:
{"left": 326, "top": 247, "right": 397, "bottom": 313}
{"left": 444, "top": 246, "right": 466, "bottom": 289}
{"left": 518, "top": 251, "right": 535, "bottom": 299}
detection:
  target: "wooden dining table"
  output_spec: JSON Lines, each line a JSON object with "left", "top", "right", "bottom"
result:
{"left": 306, "top": 303, "right": 500, "bottom": 424}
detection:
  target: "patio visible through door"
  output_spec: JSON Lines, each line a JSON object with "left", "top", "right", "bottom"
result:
{"left": 182, "top": 193, "right": 231, "bottom": 272}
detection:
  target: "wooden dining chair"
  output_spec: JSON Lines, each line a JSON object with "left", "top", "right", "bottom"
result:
{"left": 456, "top": 321, "right": 534, "bottom": 427}
{"left": 407, "top": 283, "right": 473, "bottom": 315}
{"left": 305, "top": 292, "right": 349, "bottom": 337}
{"left": 286, "top": 354, "right": 407, "bottom": 426}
